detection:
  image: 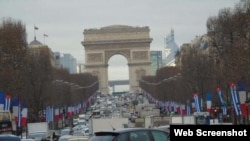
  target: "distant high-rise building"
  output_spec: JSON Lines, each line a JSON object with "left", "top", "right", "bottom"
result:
{"left": 164, "top": 29, "right": 180, "bottom": 66}
{"left": 150, "top": 51, "right": 163, "bottom": 75}
{"left": 60, "top": 53, "right": 77, "bottom": 74}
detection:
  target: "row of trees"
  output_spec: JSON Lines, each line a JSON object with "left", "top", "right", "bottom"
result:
{"left": 140, "top": 1, "right": 250, "bottom": 106}
{"left": 0, "top": 18, "right": 98, "bottom": 121}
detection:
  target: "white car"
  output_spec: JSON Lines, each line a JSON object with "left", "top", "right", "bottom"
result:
{"left": 21, "top": 139, "right": 35, "bottom": 141}
{"left": 58, "top": 135, "right": 72, "bottom": 141}
{"left": 72, "top": 125, "right": 87, "bottom": 132}
{"left": 73, "top": 127, "right": 90, "bottom": 136}
{"left": 73, "top": 118, "right": 79, "bottom": 126}
{"left": 60, "top": 128, "right": 72, "bottom": 136}
{"left": 77, "top": 119, "right": 86, "bottom": 125}
{"left": 27, "top": 132, "right": 48, "bottom": 141}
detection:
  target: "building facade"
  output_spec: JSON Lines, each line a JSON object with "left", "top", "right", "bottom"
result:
{"left": 150, "top": 50, "right": 163, "bottom": 75}
{"left": 60, "top": 53, "right": 77, "bottom": 74}
{"left": 164, "top": 29, "right": 180, "bottom": 66}
{"left": 28, "top": 38, "right": 60, "bottom": 69}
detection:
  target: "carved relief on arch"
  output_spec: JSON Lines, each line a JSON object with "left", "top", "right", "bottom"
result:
{"left": 105, "top": 50, "right": 130, "bottom": 63}
{"left": 135, "top": 68, "right": 146, "bottom": 81}
{"left": 132, "top": 51, "right": 148, "bottom": 60}
{"left": 87, "top": 53, "right": 103, "bottom": 63}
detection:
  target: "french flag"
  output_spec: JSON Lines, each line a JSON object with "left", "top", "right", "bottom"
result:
{"left": 54, "top": 108, "right": 59, "bottom": 122}
{"left": 181, "top": 104, "right": 186, "bottom": 115}
{"left": 21, "top": 103, "right": 28, "bottom": 127}
{"left": 237, "top": 81, "right": 247, "bottom": 117}
{"left": 175, "top": 103, "right": 181, "bottom": 114}
{"left": 59, "top": 107, "right": 64, "bottom": 119}
{"left": 206, "top": 93, "right": 212, "bottom": 113}
{"left": 12, "top": 96, "right": 19, "bottom": 123}
{"left": 67, "top": 106, "right": 72, "bottom": 118}
{"left": 0, "top": 92, "right": 5, "bottom": 110}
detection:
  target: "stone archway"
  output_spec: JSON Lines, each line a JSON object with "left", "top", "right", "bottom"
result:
{"left": 81, "top": 25, "right": 152, "bottom": 94}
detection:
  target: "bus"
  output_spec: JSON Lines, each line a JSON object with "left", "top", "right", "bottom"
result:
{"left": 0, "top": 110, "right": 17, "bottom": 135}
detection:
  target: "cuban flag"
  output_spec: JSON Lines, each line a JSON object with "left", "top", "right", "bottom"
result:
{"left": 216, "top": 87, "right": 227, "bottom": 115}
{"left": 46, "top": 106, "right": 54, "bottom": 123}
{"left": 46, "top": 106, "right": 50, "bottom": 122}
{"left": 21, "top": 103, "right": 28, "bottom": 127}
{"left": 230, "top": 82, "right": 242, "bottom": 116}
{"left": 206, "top": 93, "right": 212, "bottom": 113}
{"left": 186, "top": 104, "right": 191, "bottom": 115}
{"left": 5, "top": 93, "right": 11, "bottom": 111}
{"left": 0, "top": 92, "right": 5, "bottom": 110}
{"left": 12, "top": 96, "right": 19, "bottom": 123}
{"left": 193, "top": 93, "right": 201, "bottom": 112}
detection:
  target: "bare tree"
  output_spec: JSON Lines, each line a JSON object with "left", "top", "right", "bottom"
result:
{"left": 0, "top": 17, "right": 28, "bottom": 97}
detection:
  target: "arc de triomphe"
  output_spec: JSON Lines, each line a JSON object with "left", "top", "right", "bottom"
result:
{"left": 81, "top": 25, "right": 152, "bottom": 94}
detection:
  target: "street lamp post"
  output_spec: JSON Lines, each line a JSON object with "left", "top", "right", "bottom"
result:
{"left": 246, "top": 92, "right": 250, "bottom": 124}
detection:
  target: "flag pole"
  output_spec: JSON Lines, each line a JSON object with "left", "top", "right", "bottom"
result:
{"left": 34, "top": 25, "right": 36, "bottom": 40}
{"left": 34, "top": 25, "right": 38, "bottom": 40}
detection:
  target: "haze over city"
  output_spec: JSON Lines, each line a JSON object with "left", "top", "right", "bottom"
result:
{"left": 0, "top": 0, "right": 240, "bottom": 92}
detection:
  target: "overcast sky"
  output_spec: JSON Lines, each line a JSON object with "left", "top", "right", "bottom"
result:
{"left": 0, "top": 0, "right": 240, "bottom": 90}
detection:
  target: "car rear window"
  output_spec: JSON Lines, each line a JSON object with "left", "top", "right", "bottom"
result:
{"left": 151, "top": 130, "right": 169, "bottom": 141}
{"left": 88, "top": 132, "right": 118, "bottom": 141}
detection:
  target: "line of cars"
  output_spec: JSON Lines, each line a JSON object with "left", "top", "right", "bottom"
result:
{"left": 57, "top": 120, "right": 90, "bottom": 141}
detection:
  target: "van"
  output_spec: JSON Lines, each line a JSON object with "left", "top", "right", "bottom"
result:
{"left": 77, "top": 119, "right": 86, "bottom": 125}
{"left": 78, "top": 114, "right": 86, "bottom": 120}
{"left": 93, "top": 110, "right": 101, "bottom": 118}
{"left": 73, "top": 118, "right": 79, "bottom": 126}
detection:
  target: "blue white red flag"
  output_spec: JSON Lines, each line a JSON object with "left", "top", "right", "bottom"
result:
{"left": 0, "top": 92, "right": 5, "bottom": 110}
{"left": 21, "top": 102, "right": 28, "bottom": 127}
{"left": 12, "top": 96, "right": 19, "bottom": 123}
{"left": 54, "top": 108, "right": 59, "bottom": 122}
{"left": 206, "top": 93, "right": 212, "bottom": 113}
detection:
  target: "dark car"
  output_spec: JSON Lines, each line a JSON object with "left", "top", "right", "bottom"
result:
{"left": 88, "top": 128, "right": 170, "bottom": 141}
{"left": 0, "top": 134, "right": 21, "bottom": 141}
